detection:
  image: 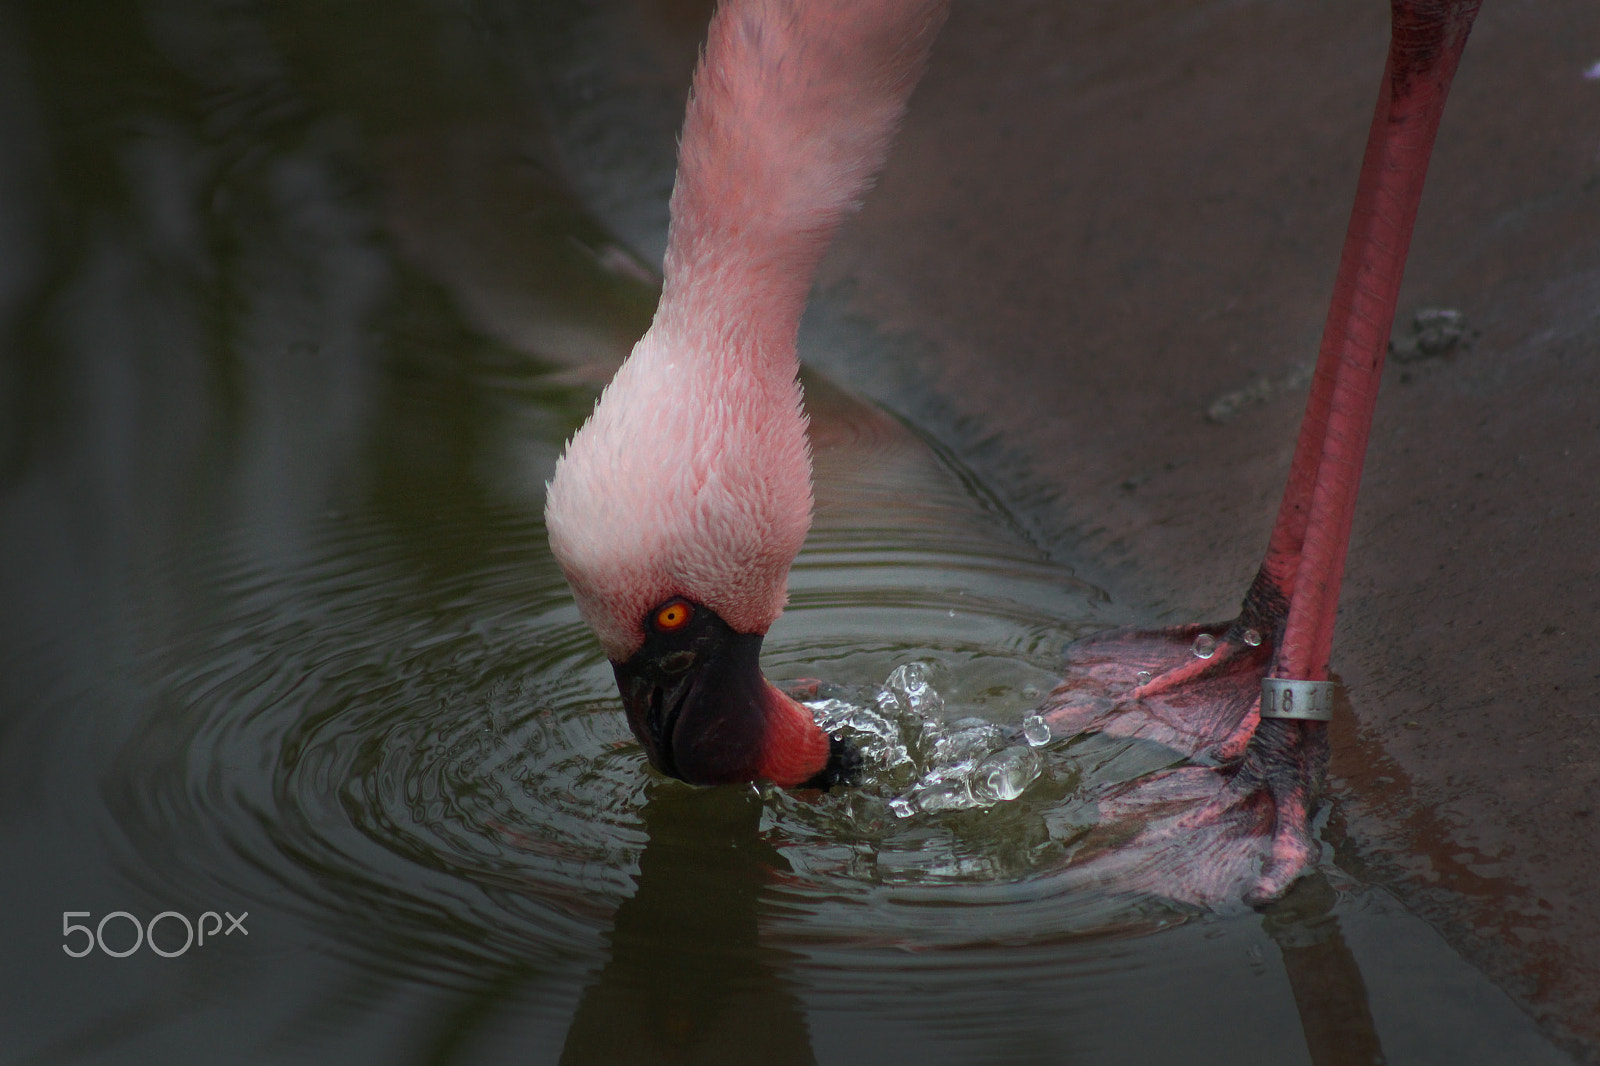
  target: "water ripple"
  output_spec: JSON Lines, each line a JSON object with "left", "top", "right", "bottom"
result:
{"left": 100, "top": 383, "right": 1182, "bottom": 1002}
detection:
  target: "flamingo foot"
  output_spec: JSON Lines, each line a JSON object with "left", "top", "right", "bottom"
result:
{"left": 1040, "top": 621, "right": 1269, "bottom": 761}
{"left": 1042, "top": 0, "right": 1481, "bottom": 906}
{"left": 1039, "top": 621, "right": 1328, "bottom": 906}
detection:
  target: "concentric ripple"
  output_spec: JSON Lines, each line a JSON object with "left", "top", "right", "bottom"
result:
{"left": 97, "top": 371, "right": 1198, "bottom": 1007}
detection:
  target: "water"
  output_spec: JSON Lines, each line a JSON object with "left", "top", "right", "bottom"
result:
{"left": 799, "top": 662, "right": 1045, "bottom": 818}
{"left": 0, "top": 0, "right": 1574, "bottom": 1063}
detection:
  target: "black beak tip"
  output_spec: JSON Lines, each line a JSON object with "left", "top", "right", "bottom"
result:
{"left": 798, "top": 734, "right": 862, "bottom": 791}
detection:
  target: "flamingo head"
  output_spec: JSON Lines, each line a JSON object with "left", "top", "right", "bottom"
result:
{"left": 544, "top": 327, "right": 856, "bottom": 789}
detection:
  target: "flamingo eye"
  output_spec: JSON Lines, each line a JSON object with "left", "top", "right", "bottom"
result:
{"left": 653, "top": 600, "right": 693, "bottom": 632}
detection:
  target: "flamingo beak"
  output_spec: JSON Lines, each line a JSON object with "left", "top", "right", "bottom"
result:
{"left": 611, "top": 604, "right": 858, "bottom": 789}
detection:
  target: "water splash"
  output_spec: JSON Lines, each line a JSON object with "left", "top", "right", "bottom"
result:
{"left": 884, "top": 660, "right": 945, "bottom": 717}
{"left": 808, "top": 662, "right": 1045, "bottom": 817}
{"left": 973, "top": 745, "right": 1043, "bottom": 802}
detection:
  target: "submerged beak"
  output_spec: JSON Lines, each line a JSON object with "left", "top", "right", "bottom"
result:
{"left": 612, "top": 605, "right": 857, "bottom": 789}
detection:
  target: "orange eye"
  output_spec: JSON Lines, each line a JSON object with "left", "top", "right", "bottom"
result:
{"left": 653, "top": 600, "right": 693, "bottom": 631}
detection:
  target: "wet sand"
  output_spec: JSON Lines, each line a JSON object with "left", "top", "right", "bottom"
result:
{"left": 813, "top": 0, "right": 1600, "bottom": 1056}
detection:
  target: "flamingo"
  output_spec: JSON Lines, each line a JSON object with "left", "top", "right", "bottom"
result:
{"left": 544, "top": 0, "right": 1482, "bottom": 900}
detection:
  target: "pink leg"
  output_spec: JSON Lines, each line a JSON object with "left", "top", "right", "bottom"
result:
{"left": 1270, "top": 0, "right": 1482, "bottom": 681}
{"left": 1042, "top": 0, "right": 1482, "bottom": 906}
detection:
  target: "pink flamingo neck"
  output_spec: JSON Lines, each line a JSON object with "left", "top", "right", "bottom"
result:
{"left": 654, "top": 0, "right": 947, "bottom": 373}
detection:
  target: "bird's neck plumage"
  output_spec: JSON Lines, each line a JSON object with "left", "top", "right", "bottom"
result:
{"left": 652, "top": 0, "right": 948, "bottom": 375}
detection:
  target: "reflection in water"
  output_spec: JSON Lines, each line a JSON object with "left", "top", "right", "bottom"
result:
{"left": 0, "top": 0, "right": 1575, "bottom": 1063}
{"left": 1265, "top": 875, "right": 1386, "bottom": 1066}
{"left": 562, "top": 785, "right": 814, "bottom": 1066}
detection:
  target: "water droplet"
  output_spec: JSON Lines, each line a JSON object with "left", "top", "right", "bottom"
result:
{"left": 886, "top": 661, "right": 945, "bottom": 717}
{"left": 972, "top": 747, "right": 1042, "bottom": 803}
{"left": 1021, "top": 715, "right": 1051, "bottom": 746}
{"left": 1242, "top": 628, "right": 1262, "bottom": 647}
{"left": 1135, "top": 670, "right": 1153, "bottom": 686}
{"left": 889, "top": 661, "right": 927, "bottom": 693}
{"left": 1192, "top": 633, "right": 1218, "bottom": 659}
{"left": 913, "top": 778, "right": 973, "bottom": 813}
{"left": 888, "top": 797, "right": 915, "bottom": 819}
{"left": 931, "top": 722, "right": 1001, "bottom": 766}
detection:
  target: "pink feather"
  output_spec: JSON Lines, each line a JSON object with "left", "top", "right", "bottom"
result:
{"left": 546, "top": 0, "right": 947, "bottom": 660}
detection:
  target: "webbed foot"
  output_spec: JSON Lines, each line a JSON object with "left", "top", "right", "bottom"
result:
{"left": 1040, "top": 622, "right": 1328, "bottom": 907}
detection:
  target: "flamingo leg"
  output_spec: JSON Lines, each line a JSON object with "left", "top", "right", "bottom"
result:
{"left": 1262, "top": 0, "right": 1483, "bottom": 680}
{"left": 1042, "top": 0, "right": 1483, "bottom": 905}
